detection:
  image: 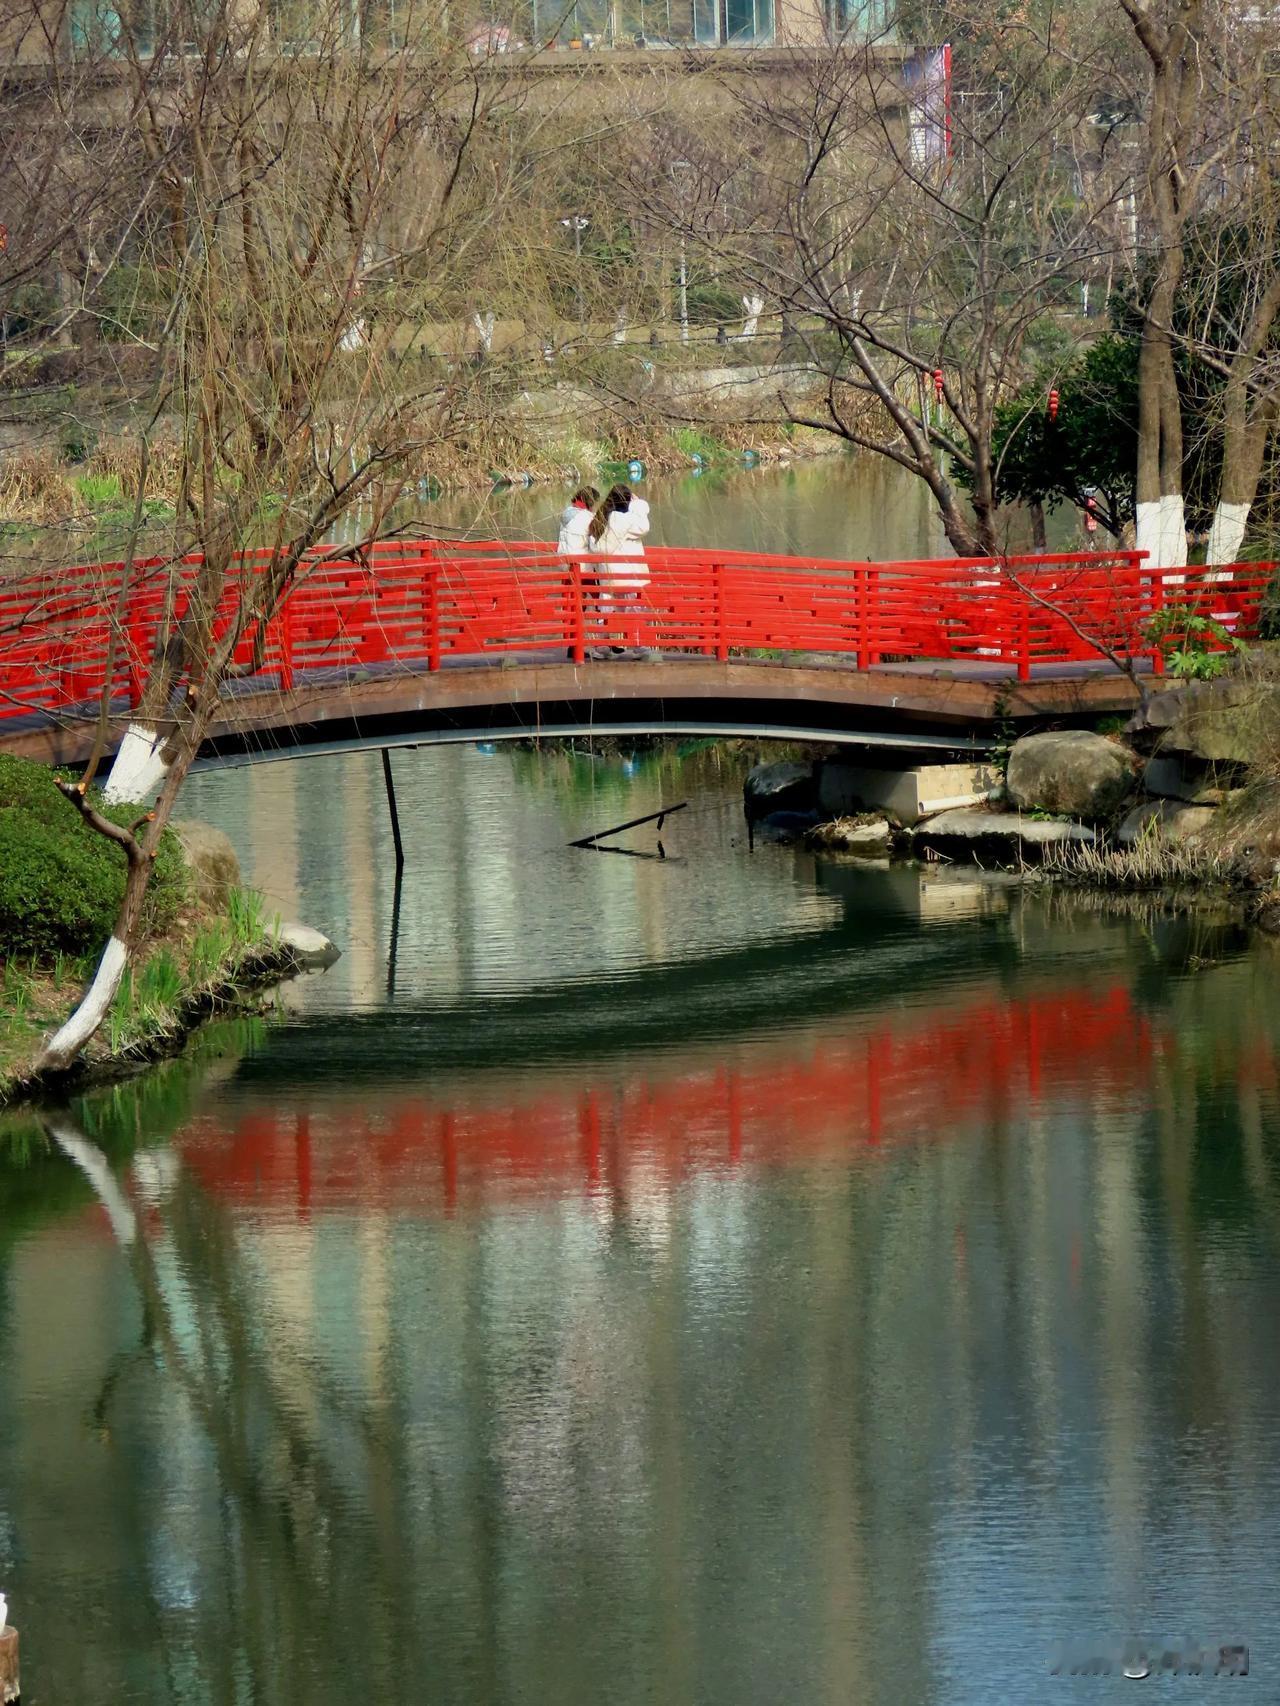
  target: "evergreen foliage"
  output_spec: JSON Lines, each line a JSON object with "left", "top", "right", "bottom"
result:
{"left": 0, "top": 756, "right": 187, "bottom": 958}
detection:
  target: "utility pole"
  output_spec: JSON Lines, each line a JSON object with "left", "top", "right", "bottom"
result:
{"left": 559, "top": 214, "right": 590, "bottom": 323}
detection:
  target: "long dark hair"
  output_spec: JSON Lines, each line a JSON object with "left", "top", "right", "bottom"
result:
{"left": 589, "top": 482, "right": 631, "bottom": 544}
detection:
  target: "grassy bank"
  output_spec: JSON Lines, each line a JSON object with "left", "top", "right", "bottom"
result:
{"left": 0, "top": 414, "right": 836, "bottom": 532}
{"left": 0, "top": 755, "right": 297, "bottom": 1104}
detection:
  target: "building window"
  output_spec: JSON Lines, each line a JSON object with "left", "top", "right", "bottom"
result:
{"left": 827, "top": 0, "right": 896, "bottom": 39}
{"left": 71, "top": 0, "right": 153, "bottom": 56}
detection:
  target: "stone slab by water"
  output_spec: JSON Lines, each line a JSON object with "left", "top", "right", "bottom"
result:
{"left": 914, "top": 806, "right": 1096, "bottom": 847}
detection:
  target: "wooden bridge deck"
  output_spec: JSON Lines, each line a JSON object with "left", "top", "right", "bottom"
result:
{"left": 0, "top": 651, "right": 1150, "bottom": 772}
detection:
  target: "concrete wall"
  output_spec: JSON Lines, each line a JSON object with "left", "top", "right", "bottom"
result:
{"left": 818, "top": 759, "right": 1002, "bottom": 825}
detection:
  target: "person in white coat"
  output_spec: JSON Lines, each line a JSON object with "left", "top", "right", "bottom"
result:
{"left": 557, "top": 485, "right": 600, "bottom": 659}
{"left": 557, "top": 485, "right": 598, "bottom": 557}
{"left": 589, "top": 483, "right": 654, "bottom": 655}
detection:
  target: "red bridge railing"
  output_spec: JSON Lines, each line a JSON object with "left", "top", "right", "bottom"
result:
{"left": 0, "top": 542, "right": 1271, "bottom": 723}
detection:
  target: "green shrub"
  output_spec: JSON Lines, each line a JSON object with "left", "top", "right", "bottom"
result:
{"left": 59, "top": 417, "right": 97, "bottom": 466}
{"left": 0, "top": 755, "right": 187, "bottom": 959}
{"left": 1143, "top": 609, "right": 1246, "bottom": 680}
{"left": 684, "top": 274, "right": 742, "bottom": 327}
{"left": 6, "top": 282, "right": 59, "bottom": 339}
{"left": 95, "top": 262, "right": 168, "bottom": 345}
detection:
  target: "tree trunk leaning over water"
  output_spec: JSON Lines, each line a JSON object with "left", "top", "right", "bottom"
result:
{"left": 35, "top": 788, "right": 156, "bottom": 1074}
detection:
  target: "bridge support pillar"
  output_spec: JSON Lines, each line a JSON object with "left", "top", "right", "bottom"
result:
{"left": 381, "top": 749, "right": 405, "bottom": 871}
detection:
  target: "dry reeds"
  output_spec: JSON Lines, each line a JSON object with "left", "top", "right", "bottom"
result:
{"left": 0, "top": 432, "right": 186, "bottom": 525}
{"left": 1041, "top": 823, "right": 1230, "bottom": 890}
{"left": 0, "top": 445, "right": 74, "bottom": 523}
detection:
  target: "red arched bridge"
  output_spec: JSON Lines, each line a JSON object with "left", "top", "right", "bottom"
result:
{"left": 1, "top": 541, "right": 1270, "bottom": 768}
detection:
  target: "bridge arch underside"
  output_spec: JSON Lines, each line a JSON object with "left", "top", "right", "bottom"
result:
{"left": 5, "top": 657, "right": 1143, "bottom": 773}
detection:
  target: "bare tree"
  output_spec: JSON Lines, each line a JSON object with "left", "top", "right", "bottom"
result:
{"left": 22, "top": 0, "right": 578, "bottom": 1071}
{"left": 0, "top": 0, "right": 180, "bottom": 430}
{"left": 624, "top": 12, "right": 1127, "bottom": 555}
{"left": 1110, "top": 0, "right": 1280, "bottom": 565}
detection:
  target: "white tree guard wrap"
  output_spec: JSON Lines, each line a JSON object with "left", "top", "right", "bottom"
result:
{"left": 1205, "top": 500, "right": 1250, "bottom": 571}
{"left": 103, "top": 722, "right": 170, "bottom": 804}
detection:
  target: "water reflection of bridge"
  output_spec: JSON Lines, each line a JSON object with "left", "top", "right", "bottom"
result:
{"left": 11, "top": 949, "right": 1280, "bottom": 1706}
{"left": 180, "top": 984, "right": 1166, "bottom": 1213}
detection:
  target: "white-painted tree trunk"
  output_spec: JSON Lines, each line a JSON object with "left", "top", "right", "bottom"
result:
{"left": 38, "top": 935, "right": 131, "bottom": 1073}
{"left": 1136, "top": 494, "right": 1188, "bottom": 576}
{"left": 1205, "top": 500, "right": 1250, "bottom": 569}
{"left": 472, "top": 310, "right": 495, "bottom": 354}
{"left": 103, "top": 721, "right": 171, "bottom": 804}
{"left": 1135, "top": 500, "right": 1161, "bottom": 562}
{"left": 339, "top": 316, "right": 368, "bottom": 352}
{"left": 48, "top": 1116, "right": 137, "bottom": 1245}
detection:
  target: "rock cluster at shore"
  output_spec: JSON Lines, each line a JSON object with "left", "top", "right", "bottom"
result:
{"left": 743, "top": 676, "right": 1280, "bottom": 919}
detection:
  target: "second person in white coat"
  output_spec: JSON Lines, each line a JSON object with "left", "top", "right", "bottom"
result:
{"left": 589, "top": 483, "right": 655, "bottom": 657}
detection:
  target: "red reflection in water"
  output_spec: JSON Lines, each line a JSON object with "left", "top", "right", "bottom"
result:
{"left": 175, "top": 983, "right": 1171, "bottom": 1216}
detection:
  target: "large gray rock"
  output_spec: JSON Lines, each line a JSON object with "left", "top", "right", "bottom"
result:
{"left": 171, "top": 818, "right": 241, "bottom": 911}
{"left": 744, "top": 760, "right": 816, "bottom": 817}
{"left": 1006, "top": 730, "right": 1134, "bottom": 820}
{"left": 1128, "top": 678, "right": 1270, "bottom": 765}
{"left": 1118, "top": 800, "right": 1217, "bottom": 847}
{"left": 914, "top": 808, "right": 1095, "bottom": 850}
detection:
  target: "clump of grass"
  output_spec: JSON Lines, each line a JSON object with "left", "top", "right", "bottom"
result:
{"left": 106, "top": 950, "right": 187, "bottom": 1053}
{"left": 0, "top": 445, "right": 74, "bottom": 522}
{"left": 0, "top": 431, "right": 185, "bottom": 524}
{"left": 73, "top": 471, "right": 123, "bottom": 510}
{"left": 545, "top": 433, "right": 608, "bottom": 478}
{"left": 136, "top": 949, "right": 183, "bottom": 1013}
{"left": 188, "top": 921, "right": 233, "bottom": 988}
{"left": 673, "top": 426, "right": 726, "bottom": 463}
{"left": 2, "top": 958, "right": 36, "bottom": 1021}
{"left": 226, "top": 886, "right": 268, "bottom": 948}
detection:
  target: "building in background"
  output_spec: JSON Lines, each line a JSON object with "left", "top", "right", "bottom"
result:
{"left": 3, "top": 0, "right": 901, "bottom": 59}
{"left": 527, "top": 0, "right": 898, "bottom": 47}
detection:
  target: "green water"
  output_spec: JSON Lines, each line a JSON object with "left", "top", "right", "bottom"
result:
{"left": 2, "top": 734, "right": 1279, "bottom": 1703}
{"left": 346, "top": 451, "right": 1081, "bottom": 560}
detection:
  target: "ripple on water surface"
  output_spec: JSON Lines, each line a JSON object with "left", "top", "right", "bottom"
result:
{"left": 3, "top": 741, "right": 1280, "bottom": 1706}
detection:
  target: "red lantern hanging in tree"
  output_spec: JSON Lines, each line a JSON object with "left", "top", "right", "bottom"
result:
{"left": 933, "top": 369, "right": 944, "bottom": 402}
{"left": 1084, "top": 493, "right": 1098, "bottom": 533}
{"left": 1047, "top": 386, "right": 1060, "bottom": 421}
